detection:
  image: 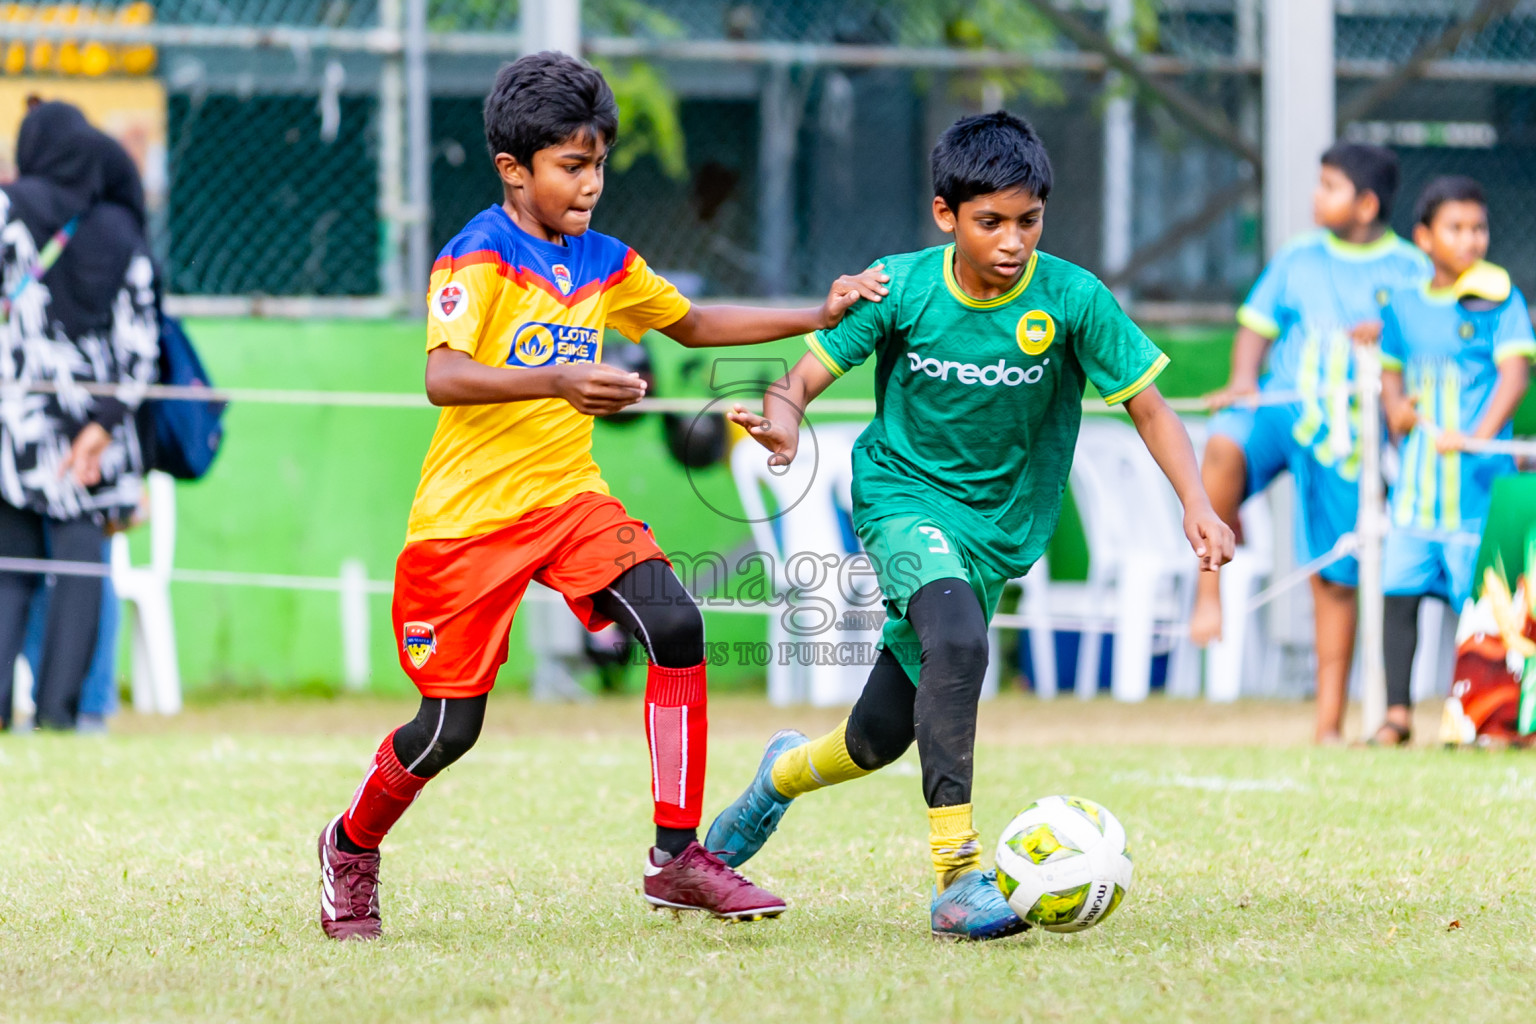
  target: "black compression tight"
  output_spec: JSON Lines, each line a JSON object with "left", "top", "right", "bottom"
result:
{"left": 844, "top": 578, "right": 990, "bottom": 808}
{"left": 1384, "top": 594, "right": 1423, "bottom": 711}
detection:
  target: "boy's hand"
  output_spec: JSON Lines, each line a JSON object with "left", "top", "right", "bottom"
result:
{"left": 1387, "top": 395, "right": 1419, "bottom": 437}
{"left": 1203, "top": 377, "right": 1259, "bottom": 411}
{"left": 1185, "top": 505, "right": 1236, "bottom": 572}
{"left": 1350, "top": 320, "right": 1382, "bottom": 347}
{"left": 728, "top": 404, "right": 799, "bottom": 467}
{"left": 818, "top": 263, "right": 889, "bottom": 330}
{"left": 555, "top": 363, "right": 648, "bottom": 416}
{"left": 1435, "top": 428, "right": 1468, "bottom": 454}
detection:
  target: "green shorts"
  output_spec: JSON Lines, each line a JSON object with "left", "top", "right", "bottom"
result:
{"left": 857, "top": 511, "right": 1009, "bottom": 685}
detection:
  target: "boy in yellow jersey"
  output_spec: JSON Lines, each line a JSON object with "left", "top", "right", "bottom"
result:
{"left": 316, "top": 51, "right": 889, "bottom": 940}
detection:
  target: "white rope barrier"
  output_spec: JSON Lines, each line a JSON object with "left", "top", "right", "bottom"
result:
{"left": 9, "top": 378, "right": 1308, "bottom": 417}
{"left": 10, "top": 366, "right": 1517, "bottom": 713}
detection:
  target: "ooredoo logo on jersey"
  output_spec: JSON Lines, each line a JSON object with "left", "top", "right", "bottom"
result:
{"left": 906, "top": 353, "right": 1048, "bottom": 387}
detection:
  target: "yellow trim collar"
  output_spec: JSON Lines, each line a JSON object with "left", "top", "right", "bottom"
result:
{"left": 1322, "top": 230, "right": 1406, "bottom": 261}
{"left": 942, "top": 245, "right": 1036, "bottom": 309}
{"left": 1102, "top": 352, "right": 1170, "bottom": 406}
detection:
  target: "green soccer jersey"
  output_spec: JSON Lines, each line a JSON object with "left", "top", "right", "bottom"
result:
{"left": 806, "top": 243, "right": 1168, "bottom": 581}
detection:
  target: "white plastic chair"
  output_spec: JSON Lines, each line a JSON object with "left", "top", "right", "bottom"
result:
{"left": 112, "top": 470, "right": 181, "bottom": 714}
{"left": 731, "top": 422, "right": 883, "bottom": 706}
{"left": 1003, "top": 418, "right": 1198, "bottom": 702}
{"left": 1199, "top": 487, "right": 1277, "bottom": 701}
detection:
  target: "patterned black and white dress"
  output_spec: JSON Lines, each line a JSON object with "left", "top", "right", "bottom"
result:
{"left": 0, "top": 153, "right": 158, "bottom": 526}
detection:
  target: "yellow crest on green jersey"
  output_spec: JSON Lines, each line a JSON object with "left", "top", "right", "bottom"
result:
{"left": 1017, "top": 309, "right": 1056, "bottom": 356}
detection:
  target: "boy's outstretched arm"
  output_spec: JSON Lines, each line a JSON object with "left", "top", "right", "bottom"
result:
{"left": 1438, "top": 355, "right": 1530, "bottom": 452}
{"left": 726, "top": 352, "right": 837, "bottom": 467}
{"left": 660, "top": 266, "right": 889, "bottom": 348}
{"left": 1204, "top": 325, "right": 1272, "bottom": 409}
{"left": 1125, "top": 384, "right": 1236, "bottom": 571}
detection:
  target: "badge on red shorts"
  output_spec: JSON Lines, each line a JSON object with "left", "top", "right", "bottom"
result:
{"left": 403, "top": 621, "right": 437, "bottom": 669}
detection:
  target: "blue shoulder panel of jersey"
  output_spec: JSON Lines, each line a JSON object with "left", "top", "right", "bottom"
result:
{"left": 433, "top": 207, "right": 632, "bottom": 290}
{"left": 565, "top": 229, "right": 634, "bottom": 291}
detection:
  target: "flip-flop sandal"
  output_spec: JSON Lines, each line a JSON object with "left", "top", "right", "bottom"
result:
{"left": 1367, "top": 720, "right": 1412, "bottom": 747}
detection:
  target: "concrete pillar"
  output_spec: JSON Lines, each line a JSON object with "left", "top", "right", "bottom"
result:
{"left": 1263, "top": 0, "right": 1334, "bottom": 256}
{"left": 522, "top": 0, "right": 581, "bottom": 56}
{"left": 378, "top": 0, "right": 405, "bottom": 309}
{"left": 404, "top": 0, "right": 431, "bottom": 306}
{"left": 1101, "top": 0, "right": 1134, "bottom": 290}
{"left": 757, "top": 63, "right": 798, "bottom": 296}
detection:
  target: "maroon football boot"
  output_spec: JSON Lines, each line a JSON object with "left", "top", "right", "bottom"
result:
{"left": 643, "top": 841, "right": 787, "bottom": 921}
{"left": 318, "top": 815, "right": 382, "bottom": 940}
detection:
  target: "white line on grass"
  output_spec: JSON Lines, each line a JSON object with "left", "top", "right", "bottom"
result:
{"left": 1112, "top": 769, "right": 1308, "bottom": 793}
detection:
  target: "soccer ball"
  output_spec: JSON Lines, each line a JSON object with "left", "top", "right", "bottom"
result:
{"left": 994, "top": 795, "right": 1133, "bottom": 933}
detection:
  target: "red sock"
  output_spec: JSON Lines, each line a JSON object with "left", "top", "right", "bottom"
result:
{"left": 645, "top": 662, "right": 707, "bottom": 830}
{"left": 341, "top": 729, "right": 430, "bottom": 849}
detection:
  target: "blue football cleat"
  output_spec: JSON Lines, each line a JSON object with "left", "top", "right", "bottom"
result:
{"left": 930, "top": 870, "right": 1031, "bottom": 941}
{"left": 704, "top": 729, "right": 808, "bottom": 868}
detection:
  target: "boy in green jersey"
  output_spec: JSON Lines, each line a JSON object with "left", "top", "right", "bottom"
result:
{"left": 705, "top": 112, "right": 1234, "bottom": 940}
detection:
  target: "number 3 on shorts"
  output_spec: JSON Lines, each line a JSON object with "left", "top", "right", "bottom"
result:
{"left": 918, "top": 526, "right": 950, "bottom": 554}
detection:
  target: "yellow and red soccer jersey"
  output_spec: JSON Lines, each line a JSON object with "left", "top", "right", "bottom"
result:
{"left": 408, "top": 205, "right": 690, "bottom": 542}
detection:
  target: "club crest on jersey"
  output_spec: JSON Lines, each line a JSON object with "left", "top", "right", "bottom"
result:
{"left": 508, "top": 322, "right": 600, "bottom": 367}
{"left": 433, "top": 282, "right": 468, "bottom": 322}
{"left": 403, "top": 622, "right": 437, "bottom": 669}
{"left": 1017, "top": 309, "right": 1056, "bottom": 356}
{"left": 551, "top": 263, "right": 573, "bottom": 295}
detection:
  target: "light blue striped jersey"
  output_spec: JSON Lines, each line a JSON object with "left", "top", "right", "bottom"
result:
{"left": 1239, "top": 230, "right": 1429, "bottom": 478}
{"left": 1381, "top": 269, "right": 1536, "bottom": 534}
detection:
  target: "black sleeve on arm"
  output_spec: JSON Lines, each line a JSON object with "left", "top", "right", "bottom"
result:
{"left": 89, "top": 396, "right": 128, "bottom": 434}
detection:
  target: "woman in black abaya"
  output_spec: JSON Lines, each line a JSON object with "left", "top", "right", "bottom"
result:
{"left": 0, "top": 101, "right": 158, "bottom": 729}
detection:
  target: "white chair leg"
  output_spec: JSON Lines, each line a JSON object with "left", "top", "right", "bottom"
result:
{"left": 981, "top": 627, "right": 1000, "bottom": 700}
{"left": 766, "top": 614, "right": 797, "bottom": 706}
{"left": 1410, "top": 598, "right": 1457, "bottom": 704}
{"left": 137, "top": 585, "right": 182, "bottom": 714}
{"left": 1075, "top": 582, "right": 1107, "bottom": 701}
{"left": 1205, "top": 555, "right": 1255, "bottom": 702}
{"left": 1022, "top": 571, "right": 1058, "bottom": 699}
{"left": 12, "top": 654, "right": 34, "bottom": 724}
{"left": 127, "top": 601, "right": 157, "bottom": 713}
{"left": 1111, "top": 558, "right": 1156, "bottom": 703}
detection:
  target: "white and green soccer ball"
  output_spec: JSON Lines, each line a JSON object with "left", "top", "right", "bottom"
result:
{"left": 994, "top": 795, "right": 1133, "bottom": 933}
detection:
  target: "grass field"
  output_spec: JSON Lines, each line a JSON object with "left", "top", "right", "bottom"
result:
{"left": 4, "top": 695, "right": 1535, "bottom": 1023}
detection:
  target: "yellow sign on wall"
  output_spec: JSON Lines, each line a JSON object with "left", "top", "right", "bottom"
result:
{"left": 0, "top": 3, "right": 156, "bottom": 77}
{"left": 0, "top": 77, "right": 166, "bottom": 208}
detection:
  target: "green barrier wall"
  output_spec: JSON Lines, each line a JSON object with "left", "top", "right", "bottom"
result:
{"left": 161, "top": 318, "right": 1532, "bottom": 693}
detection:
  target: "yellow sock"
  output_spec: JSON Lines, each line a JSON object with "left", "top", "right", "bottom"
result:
{"left": 928, "top": 803, "right": 981, "bottom": 893}
{"left": 770, "top": 719, "right": 871, "bottom": 798}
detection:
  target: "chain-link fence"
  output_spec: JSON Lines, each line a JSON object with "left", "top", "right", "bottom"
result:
{"left": 12, "top": 1, "right": 1536, "bottom": 307}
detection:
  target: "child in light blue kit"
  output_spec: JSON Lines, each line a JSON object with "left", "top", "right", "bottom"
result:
{"left": 1195, "top": 143, "right": 1427, "bottom": 744}
{"left": 1366, "top": 176, "right": 1535, "bottom": 745}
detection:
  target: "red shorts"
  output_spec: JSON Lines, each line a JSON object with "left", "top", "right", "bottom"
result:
{"left": 391, "top": 492, "right": 667, "bottom": 698}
